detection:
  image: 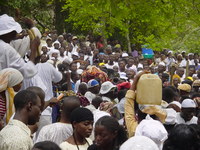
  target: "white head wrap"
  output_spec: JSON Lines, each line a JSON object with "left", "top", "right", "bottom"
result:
{"left": 0, "top": 68, "right": 23, "bottom": 92}
{"left": 135, "top": 119, "right": 168, "bottom": 150}
{"left": 120, "top": 136, "right": 159, "bottom": 150}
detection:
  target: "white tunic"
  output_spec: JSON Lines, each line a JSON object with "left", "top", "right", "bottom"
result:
{"left": 0, "top": 39, "right": 37, "bottom": 78}
{"left": 36, "top": 62, "right": 62, "bottom": 116}
{"left": 176, "top": 113, "right": 198, "bottom": 125}
{"left": 36, "top": 122, "right": 73, "bottom": 145}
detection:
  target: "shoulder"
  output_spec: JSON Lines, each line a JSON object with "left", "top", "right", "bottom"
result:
{"left": 59, "top": 141, "right": 75, "bottom": 150}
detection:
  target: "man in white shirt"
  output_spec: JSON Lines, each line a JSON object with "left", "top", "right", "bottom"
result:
{"left": 36, "top": 60, "right": 62, "bottom": 130}
{"left": 0, "top": 90, "right": 44, "bottom": 150}
{"left": 36, "top": 96, "right": 80, "bottom": 145}
{"left": 176, "top": 99, "right": 198, "bottom": 125}
{"left": 0, "top": 14, "right": 39, "bottom": 78}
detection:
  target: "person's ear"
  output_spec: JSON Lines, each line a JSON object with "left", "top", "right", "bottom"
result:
{"left": 72, "top": 121, "right": 77, "bottom": 129}
{"left": 27, "top": 102, "right": 33, "bottom": 111}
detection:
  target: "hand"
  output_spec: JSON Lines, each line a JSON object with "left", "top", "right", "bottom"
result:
{"left": 130, "top": 70, "right": 150, "bottom": 91}
{"left": 48, "top": 97, "right": 59, "bottom": 107}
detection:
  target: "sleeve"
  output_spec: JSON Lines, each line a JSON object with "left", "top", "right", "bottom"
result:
{"left": 124, "top": 90, "right": 138, "bottom": 137}
{"left": 50, "top": 64, "right": 62, "bottom": 83}
{"left": 8, "top": 45, "right": 37, "bottom": 79}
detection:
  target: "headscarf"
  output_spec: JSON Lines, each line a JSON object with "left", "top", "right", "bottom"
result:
{"left": 0, "top": 68, "right": 23, "bottom": 92}
{"left": 135, "top": 119, "right": 168, "bottom": 150}
{"left": 0, "top": 68, "right": 23, "bottom": 123}
{"left": 120, "top": 136, "right": 159, "bottom": 150}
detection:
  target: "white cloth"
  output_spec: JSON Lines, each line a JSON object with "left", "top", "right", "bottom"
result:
{"left": 120, "top": 136, "right": 159, "bottom": 150}
{"left": 0, "top": 39, "right": 37, "bottom": 78}
{"left": 59, "top": 138, "right": 92, "bottom": 150}
{"left": 180, "top": 59, "right": 195, "bottom": 67}
{"left": 36, "top": 62, "right": 62, "bottom": 115}
{"left": 21, "top": 73, "right": 47, "bottom": 92}
{"left": 0, "top": 119, "right": 33, "bottom": 150}
{"left": 135, "top": 119, "right": 168, "bottom": 150}
{"left": 176, "top": 113, "right": 198, "bottom": 125}
{"left": 84, "top": 91, "right": 96, "bottom": 103}
{"left": 10, "top": 36, "right": 30, "bottom": 57}
{"left": 36, "top": 62, "right": 62, "bottom": 101}
{"left": 36, "top": 122, "right": 73, "bottom": 145}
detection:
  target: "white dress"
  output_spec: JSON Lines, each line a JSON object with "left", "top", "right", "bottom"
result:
{"left": 59, "top": 138, "right": 92, "bottom": 150}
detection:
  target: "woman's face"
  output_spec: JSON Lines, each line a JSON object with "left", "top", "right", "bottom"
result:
{"left": 94, "top": 125, "right": 117, "bottom": 148}
{"left": 13, "top": 81, "right": 22, "bottom": 92}
{"left": 74, "top": 120, "right": 93, "bottom": 138}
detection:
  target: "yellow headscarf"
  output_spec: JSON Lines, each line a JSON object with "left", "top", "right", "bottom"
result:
{"left": 0, "top": 68, "right": 23, "bottom": 123}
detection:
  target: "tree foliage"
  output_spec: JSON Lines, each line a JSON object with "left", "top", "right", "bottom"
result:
{"left": 63, "top": 0, "right": 200, "bottom": 52}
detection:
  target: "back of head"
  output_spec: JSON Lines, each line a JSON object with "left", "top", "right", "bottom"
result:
{"left": 61, "top": 96, "right": 80, "bottom": 119}
{"left": 14, "top": 90, "right": 38, "bottom": 111}
{"left": 92, "top": 96, "right": 103, "bottom": 109}
{"left": 162, "top": 87, "right": 176, "bottom": 103}
{"left": 120, "top": 136, "right": 159, "bottom": 150}
{"left": 32, "top": 141, "right": 61, "bottom": 150}
{"left": 26, "top": 86, "right": 45, "bottom": 102}
{"left": 163, "top": 124, "right": 199, "bottom": 150}
{"left": 78, "top": 82, "right": 88, "bottom": 95}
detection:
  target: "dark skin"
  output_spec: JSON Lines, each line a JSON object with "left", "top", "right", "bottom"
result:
{"left": 94, "top": 125, "right": 117, "bottom": 150}
{"left": 181, "top": 108, "right": 196, "bottom": 122}
{"left": 13, "top": 96, "right": 43, "bottom": 125}
{"left": 67, "top": 120, "right": 93, "bottom": 145}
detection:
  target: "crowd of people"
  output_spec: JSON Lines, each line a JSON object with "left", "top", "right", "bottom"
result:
{"left": 0, "top": 14, "right": 200, "bottom": 150}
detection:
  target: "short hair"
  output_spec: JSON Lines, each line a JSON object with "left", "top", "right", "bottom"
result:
{"left": 14, "top": 90, "right": 38, "bottom": 111}
{"left": 26, "top": 86, "right": 45, "bottom": 101}
{"left": 33, "top": 141, "right": 61, "bottom": 150}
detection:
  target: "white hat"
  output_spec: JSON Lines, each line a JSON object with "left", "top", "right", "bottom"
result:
{"left": 0, "top": 14, "right": 22, "bottom": 36}
{"left": 181, "top": 99, "right": 196, "bottom": 108}
{"left": 188, "top": 53, "right": 194, "bottom": 56}
{"left": 167, "top": 50, "right": 173, "bottom": 54}
{"left": 122, "top": 52, "right": 129, "bottom": 57}
{"left": 120, "top": 136, "right": 159, "bottom": 150}
{"left": 135, "top": 119, "right": 168, "bottom": 149}
{"left": 71, "top": 51, "right": 79, "bottom": 57}
{"left": 169, "top": 101, "right": 181, "bottom": 109}
{"left": 100, "top": 81, "right": 116, "bottom": 94}
{"left": 159, "top": 62, "right": 166, "bottom": 66}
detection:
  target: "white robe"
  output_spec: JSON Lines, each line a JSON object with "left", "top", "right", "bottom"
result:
{"left": 0, "top": 39, "right": 37, "bottom": 78}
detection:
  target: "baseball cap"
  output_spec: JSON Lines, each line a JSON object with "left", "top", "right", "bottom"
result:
{"left": 87, "top": 79, "right": 99, "bottom": 88}
{"left": 181, "top": 99, "right": 196, "bottom": 108}
{"left": 0, "top": 14, "right": 22, "bottom": 36}
{"left": 100, "top": 81, "right": 116, "bottom": 94}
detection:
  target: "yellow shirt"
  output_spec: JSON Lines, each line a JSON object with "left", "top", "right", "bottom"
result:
{"left": 125, "top": 90, "right": 138, "bottom": 137}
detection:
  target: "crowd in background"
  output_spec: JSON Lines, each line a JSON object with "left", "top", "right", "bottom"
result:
{"left": 0, "top": 14, "right": 200, "bottom": 150}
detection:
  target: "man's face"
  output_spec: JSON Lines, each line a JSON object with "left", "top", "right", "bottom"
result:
{"left": 118, "top": 61, "right": 126, "bottom": 70}
{"left": 181, "top": 108, "right": 196, "bottom": 122}
{"left": 28, "top": 96, "right": 42, "bottom": 125}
